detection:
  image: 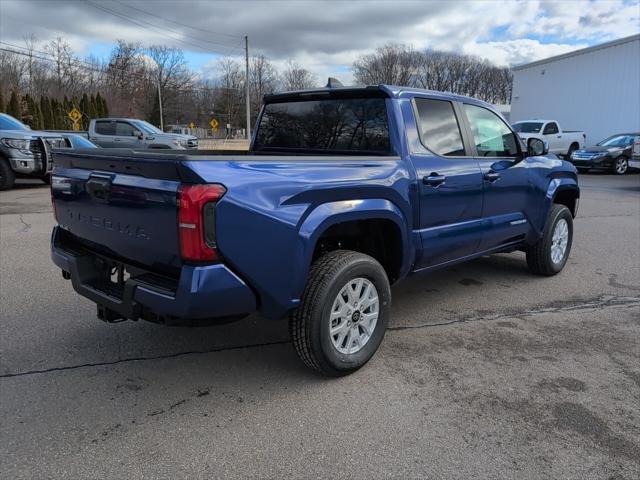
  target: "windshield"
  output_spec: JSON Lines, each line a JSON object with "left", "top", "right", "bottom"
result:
{"left": 69, "top": 135, "right": 98, "bottom": 148}
{"left": 512, "top": 122, "right": 543, "bottom": 133}
{"left": 133, "top": 120, "right": 163, "bottom": 134}
{"left": 597, "top": 134, "right": 636, "bottom": 147}
{"left": 0, "top": 114, "right": 30, "bottom": 131}
{"left": 254, "top": 96, "right": 390, "bottom": 154}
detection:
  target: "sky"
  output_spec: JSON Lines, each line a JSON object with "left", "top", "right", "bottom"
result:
{"left": 1, "top": 0, "right": 639, "bottom": 83}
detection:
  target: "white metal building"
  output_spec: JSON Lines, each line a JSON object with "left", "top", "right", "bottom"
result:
{"left": 510, "top": 34, "right": 640, "bottom": 144}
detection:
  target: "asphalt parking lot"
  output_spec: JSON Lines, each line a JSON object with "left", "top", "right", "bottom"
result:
{"left": 1, "top": 172, "right": 639, "bottom": 479}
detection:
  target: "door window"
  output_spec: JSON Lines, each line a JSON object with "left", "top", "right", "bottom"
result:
{"left": 414, "top": 98, "right": 466, "bottom": 156}
{"left": 463, "top": 104, "right": 519, "bottom": 157}
{"left": 94, "top": 121, "right": 115, "bottom": 135}
{"left": 543, "top": 122, "right": 559, "bottom": 135}
{"left": 115, "top": 122, "right": 136, "bottom": 137}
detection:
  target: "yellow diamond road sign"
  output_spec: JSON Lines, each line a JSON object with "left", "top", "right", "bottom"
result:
{"left": 209, "top": 118, "right": 219, "bottom": 130}
{"left": 68, "top": 108, "right": 82, "bottom": 123}
{"left": 189, "top": 122, "right": 196, "bottom": 129}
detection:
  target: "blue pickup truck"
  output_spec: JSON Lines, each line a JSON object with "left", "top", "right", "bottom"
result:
{"left": 50, "top": 84, "right": 579, "bottom": 376}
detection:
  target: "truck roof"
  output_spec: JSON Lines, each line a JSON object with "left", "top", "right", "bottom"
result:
{"left": 264, "top": 84, "right": 493, "bottom": 108}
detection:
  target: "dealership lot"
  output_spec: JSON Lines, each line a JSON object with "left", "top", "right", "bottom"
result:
{"left": 1, "top": 173, "right": 639, "bottom": 479}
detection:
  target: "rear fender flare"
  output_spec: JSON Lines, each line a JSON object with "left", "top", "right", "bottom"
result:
{"left": 291, "top": 198, "right": 412, "bottom": 300}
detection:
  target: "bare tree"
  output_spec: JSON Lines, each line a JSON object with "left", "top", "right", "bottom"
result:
{"left": 280, "top": 60, "right": 317, "bottom": 91}
{"left": 352, "top": 43, "right": 422, "bottom": 86}
{"left": 353, "top": 44, "right": 512, "bottom": 104}
{"left": 249, "top": 54, "right": 278, "bottom": 120}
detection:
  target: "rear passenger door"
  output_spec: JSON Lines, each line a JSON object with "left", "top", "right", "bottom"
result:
{"left": 460, "top": 103, "right": 531, "bottom": 252}
{"left": 409, "top": 97, "right": 484, "bottom": 269}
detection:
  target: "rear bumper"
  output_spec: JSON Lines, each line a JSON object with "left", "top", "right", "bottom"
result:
{"left": 51, "top": 226, "right": 256, "bottom": 324}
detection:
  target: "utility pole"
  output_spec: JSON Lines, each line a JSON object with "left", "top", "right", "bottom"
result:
{"left": 245, "top": 35, "right": 251, "bottom": 141}
{"left": 157, "top": 77, "right": 164, "bottom": 131}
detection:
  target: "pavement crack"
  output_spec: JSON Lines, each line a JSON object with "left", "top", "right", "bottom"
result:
{"left": 0, "top": 339, "right": 290, "bottom": 379}
{"left": 388, "top": 295, "right": 640, "bottom": 331}
{"left": 17, "top": 214, "right": 31, "bottom": 232}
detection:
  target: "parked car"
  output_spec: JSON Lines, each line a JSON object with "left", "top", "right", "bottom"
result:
{"left": 0, "top": 113, "right": 67, "bottom": 190}
{"left": 88, "top": 118, "right": 198, "bottom": 150}
{"left": 512, "top": 120, "right": 586, "bottom": 158}
{"left": 569, "top": 133, "right": 639, "bottom": 174}
{"left": 50, "top": 85, "right": 579, "bottom": 376}
{"left": 60, "top": 134, "right": 99, "bottom": 149}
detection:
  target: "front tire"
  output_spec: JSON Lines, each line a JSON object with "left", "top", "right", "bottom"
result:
{"left": 290, "top": 250, "right": 391, "bottom": 376}
{"left": 0, "top": 158, "right": 16, "bottom": 191}
{"left": 566, "top": 143, "right": 579, "bottom": 160}
{"left": 526, "top": 204, "right": 573, "bottom": 276}
{"left": 613, "top": 156, "right": 629, "bottom": 175}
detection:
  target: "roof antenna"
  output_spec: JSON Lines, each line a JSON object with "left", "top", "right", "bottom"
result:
{"left": 326, "top": 77, "right": 343, "bottom": 88}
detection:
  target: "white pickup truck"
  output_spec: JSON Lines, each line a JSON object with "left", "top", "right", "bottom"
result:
{"left": 512, "top": 120, "right": 586, "bottom": 158}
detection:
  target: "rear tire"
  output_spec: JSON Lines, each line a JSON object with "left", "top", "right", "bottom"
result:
{"left": 290, "top": 250, "right": 391, "bottom": 376}
{"left": 612, "top": 156, "right": 628, "bottom": 175}
{"left": 0, "top": 158, "right": 16, "bottom": 191}
{"left": 526, "top": 204, "right": 573, "bottom": 276}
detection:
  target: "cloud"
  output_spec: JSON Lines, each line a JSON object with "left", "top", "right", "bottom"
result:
{"left": 0, "top": 0, "right": 638, "bottom": 81}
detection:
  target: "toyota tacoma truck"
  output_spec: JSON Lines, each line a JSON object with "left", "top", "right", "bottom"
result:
{"left": 512, "top": 120, "right": 586, "bottom": 158}
{"left": 88, "top": 118, "right": 198, "bottom": 150}
{"left": 0, "top": 113, "right": 68, "bottom": 190}
{"left": 50, "top": 85, "right": 580, "bottom": 376}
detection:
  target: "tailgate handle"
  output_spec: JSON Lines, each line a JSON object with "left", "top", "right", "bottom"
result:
{"left": 86, "top": 175, "right": 112, "bottom": 203}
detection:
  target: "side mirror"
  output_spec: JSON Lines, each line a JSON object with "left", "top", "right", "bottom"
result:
{"left": 527, "top": 137, "right": 548, "bottom": 156}
{"left": 133, "top": 129, "right": 143, "bottom": 139}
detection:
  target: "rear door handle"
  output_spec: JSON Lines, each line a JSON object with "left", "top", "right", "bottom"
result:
{"left": 484, "top": 171, "right": 501, "bottom": 182}
{"left": 423, "top": 174, "right": 446, "bottom": 187}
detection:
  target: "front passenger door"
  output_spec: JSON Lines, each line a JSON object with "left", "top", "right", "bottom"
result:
{"left": 543, "top": 122, "right": 562, "bottom": 154}
{"left": 461, "top": 103, "right": 531, "bottom": 252}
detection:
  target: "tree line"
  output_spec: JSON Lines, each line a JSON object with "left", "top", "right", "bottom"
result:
{"left": 1, "top": 36, "right": 513, "bottom": 134}
{"left": 352, "top": 44, "right": 512, "bottom": 104}
{"left": 0, "top": 90, "right": 108, "bottom": 130}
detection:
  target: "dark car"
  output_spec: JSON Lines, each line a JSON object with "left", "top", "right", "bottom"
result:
{"left": 570, "top": 133, "right": 639, "bottom": 175}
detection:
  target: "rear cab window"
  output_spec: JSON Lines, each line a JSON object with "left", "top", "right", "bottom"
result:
{"left": 254, "top": 96, "right": 390, "bottom": 154}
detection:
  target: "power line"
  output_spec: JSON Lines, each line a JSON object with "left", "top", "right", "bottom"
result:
{"left": 0, "top": 45, "right": 246, "bottom": 92}
{"left": 110, "top": 0, "right": 244, "bottom": 40}
{"left": 83, "top": 0, "right": 244, "bottom": 55}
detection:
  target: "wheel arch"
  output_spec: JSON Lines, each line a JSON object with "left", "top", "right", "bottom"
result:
{"left": 294, "top": 199, "right": 412, "bottom": 299}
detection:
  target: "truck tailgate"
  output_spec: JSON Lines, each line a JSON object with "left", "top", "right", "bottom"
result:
{"left": 51, "top": 150, "right": 184, "bottom": 273}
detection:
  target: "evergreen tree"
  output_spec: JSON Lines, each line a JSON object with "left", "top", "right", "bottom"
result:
{"left": 21, "top": 94, "right": 34, "bottom": 127}
{"left": 7, "top": 91, "right": 21, "bottom": 118}
{"left": 41, "top": 96, "right": 54, "bottom": 130}
{"left": 80, "top": 93, "right": 90, "bottom": 129}
{"left": 148, "top": 93, "right": 161, "bottom": 128}
{"left": 89, "top": 94, "right": 98, "bottom": 121}
{"left": 35, "top": 102, "right": 44, "bottom": 130}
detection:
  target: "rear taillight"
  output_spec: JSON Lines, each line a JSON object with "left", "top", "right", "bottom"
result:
{"left": 178, "top": 184, "right": 226, "bottom": 262}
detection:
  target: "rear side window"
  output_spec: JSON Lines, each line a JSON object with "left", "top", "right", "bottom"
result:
{"left": 414, "top": 98, "right": 465, "bottom": 156}
{"left": 116, "top": 122, "right": 135, "bottom": 136}
{"left": 463, "top": 104, "right": 519, "bottom": 157}
{"left": 95, "top": 121, "right": 115, "bottom": 135}
{"left": 254, "top": 97, "right": 390, "bottom": 154}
